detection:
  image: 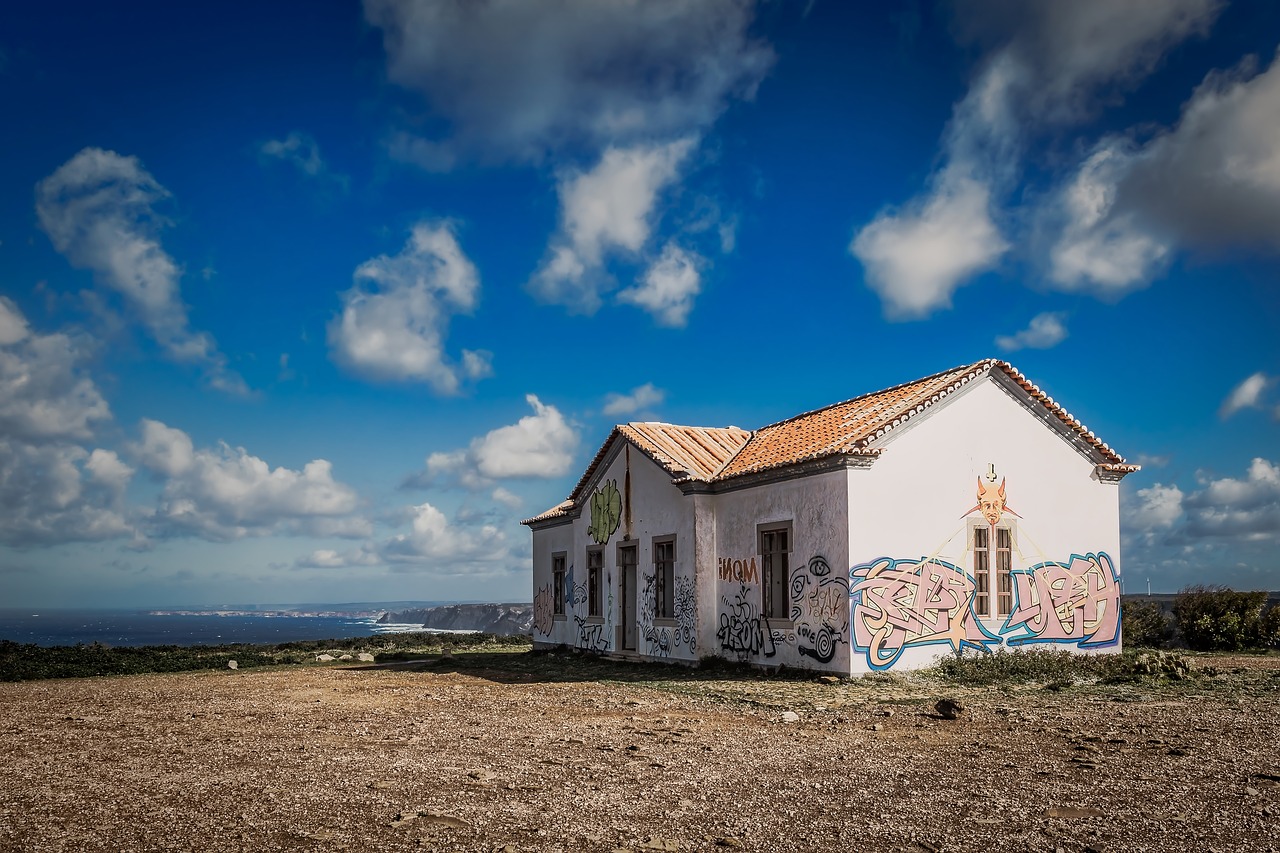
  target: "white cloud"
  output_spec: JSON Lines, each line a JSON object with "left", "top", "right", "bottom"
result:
{"left": 1125, "top": 483, "right": 1185, "bottom": 533}
{"left": 294, "top": 545, "right": 380, "bottom": 569}
{"left": 618, "top": 242, "right": 703, "bottom": 327}
{"left": 0, "top": 301, "right": 110, "bottom": 444}
{"left": 0, "top": 441, "right": 134, "bottom": 547}
{"left": 1220, "top": 372, "right": 1272, "bottom": 419}
{"left": 602, "top": 383, "right": 666, "bottom": 418}
{"left": 260, "top": 131, "right": 348, "bottom": 189}
{"left": 491, "top": 487, "right": 523, "bottom": 510}
{"left": 530, "top": 139, "right": 694, "bottom": 313}
{"left": 1184, "top": 458, "right": 1280, "bottom": 540}
{"left": 851, "top": 174, "right": 1008, "bottom": 319}
{"left": 382, "top": 501, "right": 509, "bottom": 566}
{"left": 853, "top": 0, "right": 1220, "bottom": 316}
{"left": 995, "top": 311, "right": 1069, "bottom": 352}
{"left": 329, "top": 221, "right": 491, "bottom": 392}
{"left": 1047, "top": 142, "right": 1171, "bottom": 292}
{"left": 364, "top": 0, "right": 773, "bottom": 166}
{"left": 419, "top": 394, "right": 579, "bottom": 489}
{"left": 35, "top": 147, "right": 245, "bottom": 393}
{"left": 132, "top": 419, "right": 369, "bottom": 542}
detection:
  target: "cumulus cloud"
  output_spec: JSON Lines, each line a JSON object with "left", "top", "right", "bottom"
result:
{"left": 260, "top": 131, "right": 348, "bottom": 189}
{"left": 132, "top": 419, "right": 369, "bottom": 542}
{"left": 1125, "top": 483, "right": 1185, "bottom": 535}
{"left": 852, "top": 174, "right": 1008, "bottom": 319}
{"left": 1183, "top": 458, "right": 1280, "bottom": 541}
{"left": 329, "top": 221, "right": 492, "bottom": 392}
{"left": 995, "top": 311, "right": 1069, "bottom": 352}
{"left": 0, "top": 307, "right": 111, "bottom": 444}
{"left": 382, "top": 501, "right": 509, "bottom": 566}
{"left": 602, "top": 383, "right": 666, "bottom": 419}
{"left": 852, "top": 0, "right": 1220, "bottom": 316}
{"left": 0, "top": 442, "right": 136, "bottom": 547}
{"left": 618, "top": 242, "right": 703, "bottom": 327}
{"left": 1220, "top": 372, "right": 1273, "bottom": 419}
{"left": 365, "top": 0, "right": 773, "bottom": 166}
{"left": 35, "top": 147, "right": 246, "bottom": 393}
{"left": 414, "top": 394, "right": 578, "bottom": 490}
{"left": 294, "top": 545, "right": 380, "bottom": 570}
{"left": 529, "top": 139, "right": 694, "bottom": 313}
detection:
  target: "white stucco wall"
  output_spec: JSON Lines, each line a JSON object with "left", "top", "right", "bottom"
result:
{"left": 846, "top": 375, "right": 1123, "bottom": 673}
{"left": 530, "top": 440, "right": 699, "bottom": 663}
{"left": 709, "top": 469, "right": 851, "bottom": 672}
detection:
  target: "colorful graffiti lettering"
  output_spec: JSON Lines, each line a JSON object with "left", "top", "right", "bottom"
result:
{"left": 1003, "top": 553, "right": 1120, "bottom": 647}
{"left": 717, "top": 584, "right": 775, "bottom": 659}
{"left": 717, "top": 557, "right": 759, "bottom": 584}
{"left": 850, "top": 557, "right": 999, "bottom": 670}
{"left": 533, "top": 585, "right": 554, "bottom": 636}
{"left": 587, "top": 479, "right": 622, "bottom": 545}
{"left": 674, "top": 575, "right": 697, "bottom": 652}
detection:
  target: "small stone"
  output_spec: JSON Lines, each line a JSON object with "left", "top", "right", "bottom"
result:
{"left": 870, "top": 723, "right": 883, "bottom": 732}
{"left": 339, "top": 654, "right": 353, "bottom": 661}
{"left": 715, "top": 838, "right": 745, "bottom": 849}
{"left": 640, "top": 838, "right": 680, "bottom": 851}
{"left": 935, "top": 698, "right": 964, "bottom": 720}
{"left": 817, "top": 675, "right": 840, "bottom": 684}
{"left": 226, "top": 660, "right": 238, "bottom": 670}
{"left": 781, "top": 711, "right": 800, "bottom": 723}
{"left": 316, "top": 654, "right": 335, "bottom": 662}
{"left": 357, "top": 652, "right": 375, "bottom": 662}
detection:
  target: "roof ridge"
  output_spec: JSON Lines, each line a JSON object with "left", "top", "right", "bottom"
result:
{"left": 752, "top": 358, "right": 995, "bottom": 433}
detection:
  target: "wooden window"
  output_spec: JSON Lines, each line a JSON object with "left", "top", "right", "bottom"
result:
{"left": 552, "top": 553, "right": 566, "bottom": 617}
{"left": 759, "top": 523, "right": 791, "bottom": 619}
{"left": 972, "top": 525, "right": 1015, "bottom": 617}
{"left": 653, "top": 537, "right": 675, "bottom": 619}
{"left": 996, "top": 527, "right": 1013, "bottom": 617}
{"left": 587, "top": 548, "right": 603, "bottom": 618}
{"left": 973, "top": 527, "right": 990, "bottom": 617}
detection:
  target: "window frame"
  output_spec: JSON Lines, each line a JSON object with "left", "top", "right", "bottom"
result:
{"left": 586, "top": 547, "right": 603, "bottom": 619}
{"left": 652, "top": 535, "right": 676, "bottom": 623}
{"left": 552, "top": 552, "right": 567, "bottom": 619}
{"left": 758, "top": 521, "right": 793, "bottom": 621}
{"left": 970, "top": 522, "right": 1016, "bottom": 618}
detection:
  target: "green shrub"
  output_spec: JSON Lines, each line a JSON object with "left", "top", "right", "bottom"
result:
{"left": 1121, "top": 599, "right": 1173, "bottom": 648}
{"left": 930, "top": 648, "right": 1125, "bottom": 685}
{"left": 1172, "top": 585, "right": 1270, "bottom": 651}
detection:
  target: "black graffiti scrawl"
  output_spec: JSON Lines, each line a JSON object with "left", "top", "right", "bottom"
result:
{"left": 790, "top": 555, "right": 850, "bottom": 663}
{"left": 673, "top": 575, "right": 697, "bottom": 653}
{"left": 717, "top": 584, "right": 775, "bottom": 659}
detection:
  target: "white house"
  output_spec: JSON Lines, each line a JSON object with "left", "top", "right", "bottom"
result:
{"left": 522, "top": 359, "right": 1139, "bottom": 674}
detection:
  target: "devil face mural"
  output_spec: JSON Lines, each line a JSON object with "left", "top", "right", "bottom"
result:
{"left": 977, "top": 477, "right": 1006, "bottom": 526}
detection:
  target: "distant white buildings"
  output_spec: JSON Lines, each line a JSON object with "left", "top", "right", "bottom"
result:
{"left": 523, "top": 359, "right": 1137, "bottom": 674}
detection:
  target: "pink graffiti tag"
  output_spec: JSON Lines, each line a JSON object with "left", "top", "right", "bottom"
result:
{"left": 532, "top": 585, "right": 554, "bottom": 636}
{"left": 1003, "top": 553, "right": 1119, "bottom": 646}
{"left": 850, "top": 557, "right": 998, "bottom": 670}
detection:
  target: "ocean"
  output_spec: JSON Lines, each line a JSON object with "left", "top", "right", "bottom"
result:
{"left": 0, "top": 610, "right": 430, "bottom": 648}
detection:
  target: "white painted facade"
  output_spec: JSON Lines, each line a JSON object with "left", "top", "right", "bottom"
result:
{"left": 526, "top": 368, "right": 1130, "bottom": 675}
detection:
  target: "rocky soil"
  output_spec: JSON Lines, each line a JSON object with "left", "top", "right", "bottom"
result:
{"left": 1, "top": 651, "right": 1278, "bottom": 853}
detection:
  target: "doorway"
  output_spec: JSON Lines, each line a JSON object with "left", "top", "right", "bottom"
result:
{"left": 618, "top": 543, "right": 637, "bottom": 651}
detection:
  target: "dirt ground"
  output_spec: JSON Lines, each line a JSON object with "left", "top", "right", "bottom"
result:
{"left": 1, "top": 651, "right": 1278, "bottom": 853}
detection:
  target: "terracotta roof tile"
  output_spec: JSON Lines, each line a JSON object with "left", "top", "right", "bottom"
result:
{"left": 522, "top": 359, "right": 1136, "bottom": 525}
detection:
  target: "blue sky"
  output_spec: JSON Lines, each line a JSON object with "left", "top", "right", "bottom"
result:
{"left": 1, "top": 0, "right": 1277, "bottom": 608}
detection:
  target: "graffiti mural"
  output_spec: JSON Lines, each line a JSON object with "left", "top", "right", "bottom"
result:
{"left": 564, "top": 564, "right": 586, "bottom": 611}
{"left": 717, "top": 584, "right": 776, "bottom": 659}
{"left": 850, "top": 556, "right": 999, "bottom": 670}
{"left": 717, "top": 557, "right": 759, "bottom": 583}
{"left": 962, "top": 468, "right": 1021, "bottom": 526}
{"left": 574, "top": 614, "right": 608, "bottom": 653}
{"left": 790, "top": 556, "right": 850, "bottom": 664}
{"left": 587, "top": 479, "right": 622, "bottom": 545}
{"left": 673, "top": 576, "right": 697, "bottom": 652}
{"left": 1003, "top": 553, "right": 1120, "bottom": 647}
{"left": 644, "top": 624, "right": 671, "bottom": 657}
{"left": 533, "top": 584, "right": 554, "bottom": 636}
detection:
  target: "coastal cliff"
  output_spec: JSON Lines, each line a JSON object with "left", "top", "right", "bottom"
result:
{"left": 378, "top": 603, "right": 533, "bottom": 635}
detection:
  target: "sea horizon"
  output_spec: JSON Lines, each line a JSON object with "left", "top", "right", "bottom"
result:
{"left": 0, "top": 606, "right": 473, "bottom": 648}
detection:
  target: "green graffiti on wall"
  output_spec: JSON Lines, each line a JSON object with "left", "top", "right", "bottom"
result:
{"left": 587, "top": 479, "right": 622, "bottom": 545}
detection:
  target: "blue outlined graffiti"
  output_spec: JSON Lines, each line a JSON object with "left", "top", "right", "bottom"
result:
{"left": 1001, "top": 552, "right": 1120, "bottom": 648}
